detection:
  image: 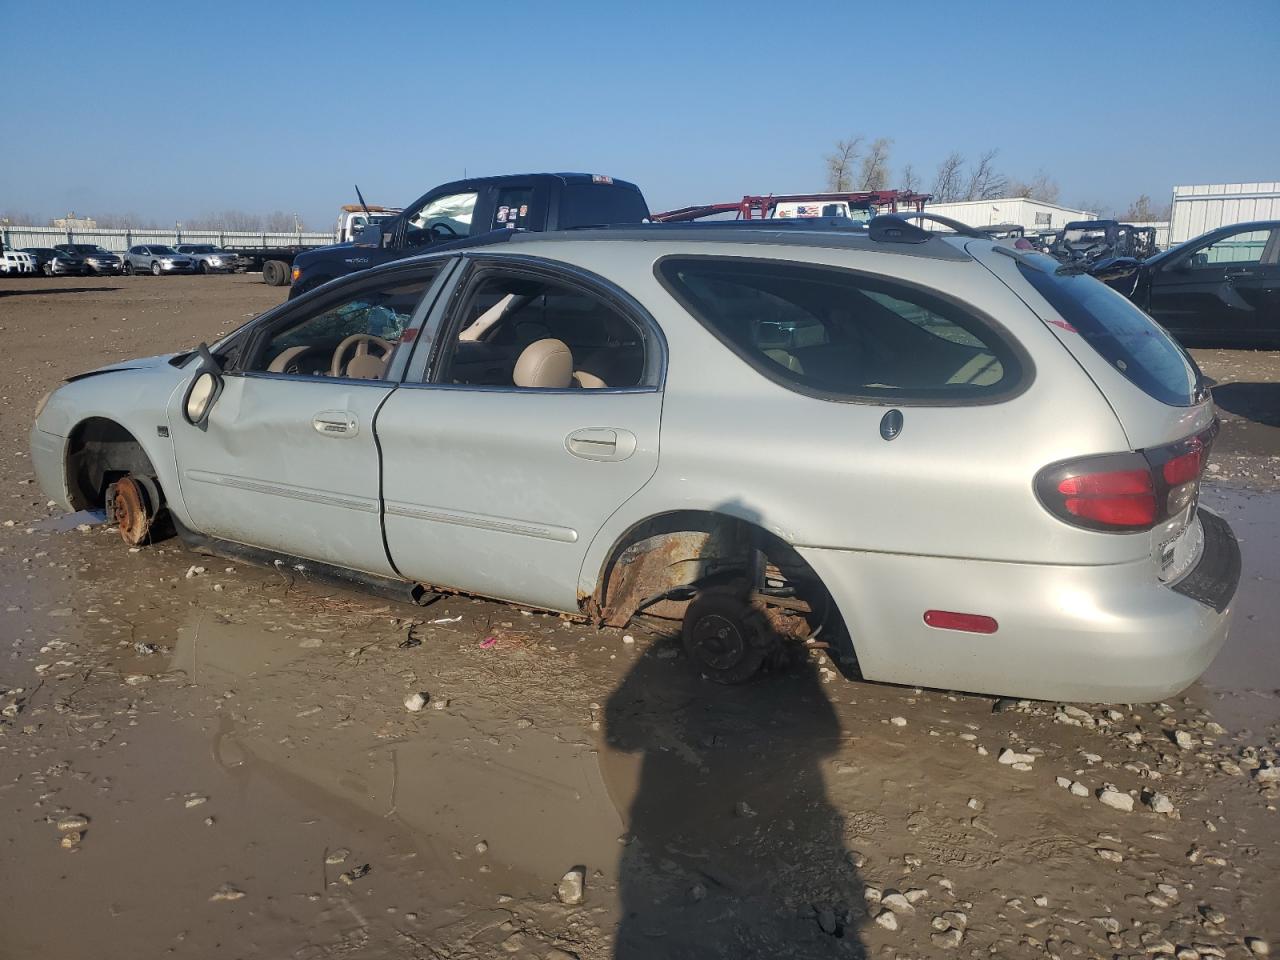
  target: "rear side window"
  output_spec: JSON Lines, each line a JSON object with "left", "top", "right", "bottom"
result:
{"left": 1016, "top": 260, "right": 1197, "bottom": 407}
{"left": 558, "top": 184, "right": 650, "bottom": 228}
{"left": 658, "top": 257, "right": 1024, "bottom": 403}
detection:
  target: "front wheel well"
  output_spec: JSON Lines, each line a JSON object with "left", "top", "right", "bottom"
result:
{"left": 65, "top": 418, "right": 158, "bottom": 510}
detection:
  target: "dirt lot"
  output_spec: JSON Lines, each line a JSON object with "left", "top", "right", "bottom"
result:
{"left": 1, "top": 275, "right": 1278, "bottom": 959}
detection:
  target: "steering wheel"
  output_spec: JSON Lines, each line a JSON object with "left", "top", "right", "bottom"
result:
{"left": 429, "top": 221, "right": 460, "bottom": 240}
{"left": 330, "top": 334, "right": 393, "bottom": 378}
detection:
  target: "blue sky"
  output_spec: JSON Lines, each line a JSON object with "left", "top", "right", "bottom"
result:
{"left": 2, "top": 0, "right": 1277, "bottom": 227}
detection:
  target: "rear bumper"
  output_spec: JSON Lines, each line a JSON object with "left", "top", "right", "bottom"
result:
{"left": 799, "top": 510, "right": 1238, "bottom": 703}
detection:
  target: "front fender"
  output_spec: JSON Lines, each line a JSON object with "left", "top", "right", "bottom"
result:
{"left": 33, "top": 362, "right": 196, "bottom": 526}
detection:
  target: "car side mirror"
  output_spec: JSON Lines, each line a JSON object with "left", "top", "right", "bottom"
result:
{"left": 353, "top": 221, "right": 383, "bottom": 247}
{"left": 182, "top": 343, "right": 224, "bottom": 428}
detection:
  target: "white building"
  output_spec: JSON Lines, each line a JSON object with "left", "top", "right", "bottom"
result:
{"left": 51, "top": 212, "right": 98, "bottom": 231}
{"left": 1168, "top": 182, "right": 1280, "bottom": 244}
{"left": 921, "top": 197, "right": 1095, "bottom": 234}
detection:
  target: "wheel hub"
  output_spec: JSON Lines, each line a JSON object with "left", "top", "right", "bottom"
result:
{"left": 690, "top": 612, "right": 749, "bottom": 670}
{"left": 111, "top": 476, "right": 152, "bottom": 545}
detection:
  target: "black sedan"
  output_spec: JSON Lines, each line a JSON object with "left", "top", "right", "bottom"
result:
{"left": 1110, "top": 220, "right": 1280, "bottom": 348}
{"left": 22, "top": 247, "right": 90, "bottom": 277}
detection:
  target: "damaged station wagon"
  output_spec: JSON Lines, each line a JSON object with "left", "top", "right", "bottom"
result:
{"left": 30, "top": 217, "right": 1241, "bottom": 702}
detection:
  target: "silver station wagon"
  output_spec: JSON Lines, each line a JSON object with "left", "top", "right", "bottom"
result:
{"left": 29, "top": 219, "right": 1240, "bottom": 702}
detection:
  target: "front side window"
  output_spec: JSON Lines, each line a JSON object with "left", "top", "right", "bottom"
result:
{"left": 1189, "top": 228, "right": 1272, "bottom": 267}
{"left": 404, "top": 191, "right": 477, "bottom": 248}
{"left": 433, "top": 270, "right": 652, "bottom": 390}
{"left": 245, "top": 272, "right": 437, "bottom": 379}
{"left": 659, "top": 257, "right": 1021, "bottom": 402}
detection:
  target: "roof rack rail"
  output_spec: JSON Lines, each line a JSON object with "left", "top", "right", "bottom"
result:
{"left": 866, "top": 214, "right": 933, "bottom": 243}
{"left": 876, "top": 211, "right": 986, "bottom": 239}
{"left": 887, "top": 211, "right": 986, "bottom": 238}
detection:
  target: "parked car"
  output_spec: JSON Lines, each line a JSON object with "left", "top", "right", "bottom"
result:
{"left": 23, "top": 247, "right": 89, "bottom": 276}
{"left": 54, "top": 244, "right": 123, "bottom": 275}
{"left": 123, "top": 245, "right": 195, "bottom": 276}
{"left": 1110, "top": 220, "right": 1280, "bottom": 347}
{"left": 175, "top": 244, "right": 240, "bottom": 274}
{"left": 29, "top": 219, "right": 1238, "bottom": 703}
{"left": 1, "top": 247, "right": 37, "bottom": 275}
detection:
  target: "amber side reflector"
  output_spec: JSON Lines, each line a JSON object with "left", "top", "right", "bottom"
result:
{"left": 924, "top": 610, "right": 998, "bottom": 634}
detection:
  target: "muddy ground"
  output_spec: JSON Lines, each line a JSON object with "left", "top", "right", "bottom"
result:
{"left": 1, "top": 275, "right": 1278, "bottom": 959}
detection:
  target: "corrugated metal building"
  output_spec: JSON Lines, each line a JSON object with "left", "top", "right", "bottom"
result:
{"left": 1168, "top": 182, "right": 1280, "bottom": 244}
{"left": 921, "top": 197, "right": 1095, "bottom": 233}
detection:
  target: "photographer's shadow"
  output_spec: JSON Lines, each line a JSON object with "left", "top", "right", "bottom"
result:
{"left": 605, "top": 644, "right": 867, "bottom": 959}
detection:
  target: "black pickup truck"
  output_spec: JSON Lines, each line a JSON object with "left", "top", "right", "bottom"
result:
{"left": 288, "top": 172, "right": 649, "bottom": 298}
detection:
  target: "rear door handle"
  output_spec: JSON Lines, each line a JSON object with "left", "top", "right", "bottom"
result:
{"left": 1225, "top": 269, "right": 1255, "bottom": 279}
{"left": 312, "top": 411, "right": 359, "bottom": 438}
{"left": 566, "top": 427, "right": 637, "bottom": 462}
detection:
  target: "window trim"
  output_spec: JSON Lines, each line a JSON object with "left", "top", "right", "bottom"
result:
{"left": 409, "top": 253, "right": 668, "bottom": 395}
{"left": 654, "top": 254, "right": 1034, "bottom": 407}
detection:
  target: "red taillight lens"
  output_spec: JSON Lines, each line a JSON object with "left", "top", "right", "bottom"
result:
{"left": 1161, "top": 446, "right": 1202, "bottom": 486}
{"left": 1057, "top": 469, "right": 1157, "bottom": 527}
{"left": 1036, "top": 424, "right": 1217, "bottom": 533}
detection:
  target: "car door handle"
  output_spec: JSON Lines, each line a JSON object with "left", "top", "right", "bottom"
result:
{"left": 1225, "top": 269, "right": 1255, "bottom": 279}
{"left": 312, "top": 411, "right": 359, "bottom": 438}
{"left": 566, "top": 427, "right": 637, "bottom": 462}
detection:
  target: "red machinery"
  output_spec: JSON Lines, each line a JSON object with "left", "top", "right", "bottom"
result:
{"left": 651, "top": 190, "right": 933, "bottom": 223}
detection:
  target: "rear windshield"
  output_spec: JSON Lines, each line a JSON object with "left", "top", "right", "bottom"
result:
{"left": 1016, "top": 259, "right": 1197, "bottom": 407}
{"left": 659, "top": 257, "right": 1024, "bottom": 403}
{"left": 558, "top": 184, "right": 649, "bottom": 229}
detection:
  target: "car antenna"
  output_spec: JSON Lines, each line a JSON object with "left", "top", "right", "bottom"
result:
{"left": 354, "top": 184, "right": 372, "bottom": 220}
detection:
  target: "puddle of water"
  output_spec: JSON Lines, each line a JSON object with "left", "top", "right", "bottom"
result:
{"left": 1190, "top": 485, "right": 1280, "bottom": 729}
{"left": 28, "top": 508, "right": 108, "bottom": 533}
{"left": 175, "top": 610, "right": 625, "bottom": 893}
{"left": 170, "top": 610, "right": 310, "bottom": 682}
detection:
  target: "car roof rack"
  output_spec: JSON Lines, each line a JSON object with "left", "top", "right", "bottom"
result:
{"left": 870, "top": 212, "right": 986, "bottom": 241}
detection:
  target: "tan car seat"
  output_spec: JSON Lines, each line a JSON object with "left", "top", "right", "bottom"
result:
{"left": 513, "top": 338, "right": 573, "bottom": 388}
{"left": 572, "top": 370, "right": 608, "bottom": 388}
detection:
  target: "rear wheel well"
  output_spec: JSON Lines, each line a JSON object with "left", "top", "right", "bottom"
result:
{"left": 65, "top": 418, "right": 158, "bottom": 510}
{"left": 589, "top": 509, "right": 856, "bottom": 671}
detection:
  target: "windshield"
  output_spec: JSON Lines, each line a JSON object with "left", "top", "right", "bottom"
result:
{"left": 150, "top": 246, "right": 178, "bottom": 255}
{"left": 185, "top": 245, "right": 217, "bottom": 253}
{"left": 71, "top": 244, "right": 110, "bottom": 254}
{"left": 1017, "top": 258, "right": 1197, "bottom": 407}
{"left": 1064, "top": 228, "right": 1107, "bottom": 244}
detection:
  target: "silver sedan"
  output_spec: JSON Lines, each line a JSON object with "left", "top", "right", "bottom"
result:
{"left": 123, "top": 244, "right": 195, "bottom": 276}
{"left": 28, "top": 221, "right": 1240, "bottom": 702}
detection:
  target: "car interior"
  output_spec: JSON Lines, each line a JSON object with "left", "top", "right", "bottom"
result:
{"left": 435, "top": 275, "right": 647, "bottom": 389}
{"left": 669, "top": 265, "right": 1007, "bottom": 395}
{"left": 249, "top": 278, "right": 433, "bottom": 379}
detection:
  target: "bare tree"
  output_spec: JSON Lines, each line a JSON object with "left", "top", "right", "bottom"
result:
{"left": 1074, "top": 199, "right": 1111, "bottom": 219}
{"left": 932, "top": 152, "right": 965, "bottom": 202}
{"left": 899, "top": 163, "right": 920, "bottom": 193}
{"left": 856, "top": 138, "right": 892, "bottom": 191}
{"left": 0, "top": 208, "right": 44, "bottom": 226}
{"left": 1120, "top": 194, "right": 1168, "bottom": 222}
{"left": 264, "top": 210, "right": 304, "bottom": 232}
{"left": 962, "top": 149, "right": 1007, "bottom": 201}
{"left": 1008, "top": 170, "right": 1061, "bottom": 204}
{"left": 825, "top": 136, "right": 864, "bottom": 193}
{"left": 93, "top": 212, "right": 161, "bottom": 229}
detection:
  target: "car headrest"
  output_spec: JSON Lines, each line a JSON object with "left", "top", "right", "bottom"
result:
{"left": 513, "top": 338, "right": 573, "bottom": 388}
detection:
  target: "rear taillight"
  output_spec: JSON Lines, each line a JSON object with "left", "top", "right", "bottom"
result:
{"left": 1036, "top": 423, "right": 1216, "bottom": 533}
{"left": 1057, "top": 466, "right": 1156, "bottom": 527}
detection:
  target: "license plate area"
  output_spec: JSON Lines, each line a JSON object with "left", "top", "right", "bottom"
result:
{"left": 1158, "top": 513, "right": 1204, "bottom": 583}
